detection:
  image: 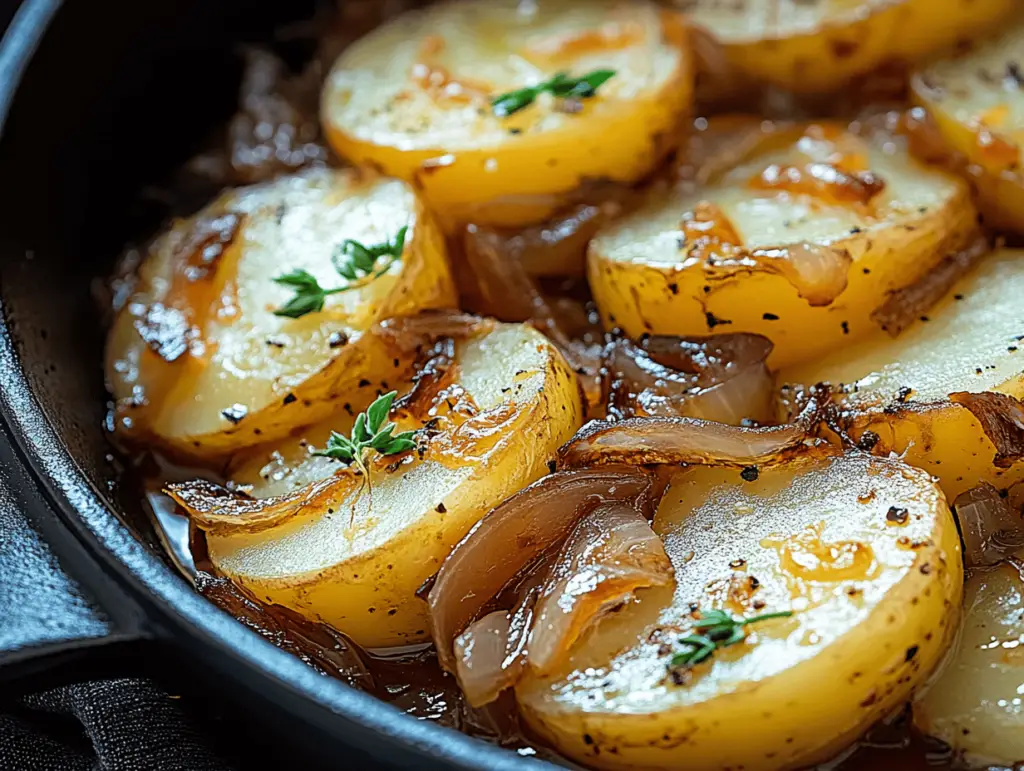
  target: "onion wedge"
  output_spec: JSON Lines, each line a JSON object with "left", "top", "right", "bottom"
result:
{"left": 558, "top": 418, "right": 812, "bottom": 469}
{"left": 427, "top": 466, "right": 655, "bottom": 674}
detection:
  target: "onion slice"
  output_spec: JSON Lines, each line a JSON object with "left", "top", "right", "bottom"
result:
{"left": 528, "top": 502, "right": 674, "bottom": 675}
{"left": 371, "top": 310, "right": 493, "bottom": 357}
{"left": 953, "top": 482, "right": 1024, "bottom": 568}
{"left": 605, "top": 333, "right": 774, "bottom": 424}
{"left": 454, "top": 611, "right": 519, "bottom": 709}
{"left": 871, "top": 236, "right": 989, "bottom": 337}
{"left": 558, "top": 417, "right": 812, "bottom": 469}
{"left": 166, "top": 475, "right": 353, "bottom": 536}
{"left": 426, "top": 466, "right": 655, "bottom": 674}
{"left": 950, "top": 392, "right": 1024, "bottom": 469}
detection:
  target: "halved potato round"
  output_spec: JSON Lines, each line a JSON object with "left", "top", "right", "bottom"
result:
{"left": 912, "top": 16, "right": 1024, "bottom": 233}
{"left": 321, "top": 0, "right": 692, "bottom": 228}
{"left": 517, "top": 452, "right": 962, "bottom": 771}
{"left": 781, "top": 248, "right": 1024, "bottom": 501}
{"left": 587, "top": 119, "right": 980, "bottom": 369}
{"left": 914, "top": 555, "right": 1024, "bottom": 768}
{"left": 687, "top": 0, "right": 1014, "bottom": 94}
{"left": 206, "top": 323, "right": 584, "bottom": 648}
{"left": 105, "top": 168, "right": 455, "bottom": 458}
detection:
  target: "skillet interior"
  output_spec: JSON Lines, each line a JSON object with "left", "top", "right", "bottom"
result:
{"left": 0, "top": 1, "right": 541, "bottom": 768}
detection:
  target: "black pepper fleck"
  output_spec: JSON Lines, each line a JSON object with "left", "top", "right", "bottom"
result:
{"left": 886, "top": 506, "right": 909, "bottom": 525}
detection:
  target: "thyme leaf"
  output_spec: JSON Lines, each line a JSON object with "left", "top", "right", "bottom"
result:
{"left": 491, "top": 69, "right": 617, "bottom": 118}
{"left": 312, "top": 390, "right": 419, "bottom": 466}
{"left": 668, "top": 609, "right": 793, "bottom": 673}
{"left": 272, "top": 226, "right": 408, "bottom": 318}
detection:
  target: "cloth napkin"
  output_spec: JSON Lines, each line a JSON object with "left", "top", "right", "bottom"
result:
{"left": 0, "top": 678, "right": 230, "bottom": 771}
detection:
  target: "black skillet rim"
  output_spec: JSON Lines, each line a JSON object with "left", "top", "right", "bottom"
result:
{"left": 0, "top": 1, "right": 544, "bottom": 768}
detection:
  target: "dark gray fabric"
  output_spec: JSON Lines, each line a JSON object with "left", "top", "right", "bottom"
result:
{"left": 0, "top": 678, "right": 231, "bottom": 771}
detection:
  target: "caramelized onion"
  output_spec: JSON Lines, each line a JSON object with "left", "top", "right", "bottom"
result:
{"left": 196, "top": 571, "right": 372, "bottom": 688}
{"left": 871, "top": 236, "right": 990, "bottom": 336}
{"left": 454, "top": 611, "right": 519, "bottom": 709}
{"left": 528, "top": 503, "right": 674, "bottom": 675}
{"left": 465, "top": 198, "right": 629, "bottom": 279}
{"left": 744, "top": 243, "right": 852, "bottom": 307}
{"left": 461, "top": 226, "right": 605, "bottom": 411}
{"left": 227, "top": 49, "right": 328, "bottom": 185}
{"left": 371, "top": 310, "right": 493, "bottom": 357}
{"left": 950, "top": 392, "right": 1024, "bottom": 469}
{"left": 166, "top": 476, "right": 351, "bottom": 536}
{"left": 426, "top": 466, "right": 655, "bottom": 674}
{"left": 558, "top": 417, "right": 812, "bottom": 469}
{"left": 954, "top": 483, "right": 1024, "bottom": 568}
{"left": 605, "top": 333, "right": 774, "bottom": 424}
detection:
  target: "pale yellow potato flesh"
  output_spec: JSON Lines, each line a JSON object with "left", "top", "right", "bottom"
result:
{"left": 321, "top": 0, "right": 692, "bottom": 227}
{"left": 914, "top": 557, "right": 1024, "bottom": 768}
{"left": 912, "top": 16, "right": 1024, "bottom": 233}
{"left": 208, "top": 324, "right": 584, "bottom": 648}
{"left": 686, "top": 0, "right": 1015, "bottom": 94}
{"left": 587, "top": 121, "right": 979, "bottom": 369}
{"left": 781, "top": 248, "right": 1024, "bottom": 501}
{"left": 517, "top": 453, "right": 962, "bottom": 771}
{"left": 105, "top": 168, "right": 455, "bottom": 459}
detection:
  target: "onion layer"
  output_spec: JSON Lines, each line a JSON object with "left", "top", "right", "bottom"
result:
{"left": 454, "top": 611, "right": 519, "bottom": 709}
{"left": 871, "top": 236, "right": 989, "bottom": 337}
{"left": 166, "top": 476, "right": 353, "bottom": 537}
{"left": 426, "top": 466, "right": 655, "bottom": 674}
{"left": 528, "top": 502, "right": 674, "bottom": 675}
{"left": 605, "top": 333, "right": 774, "bottom": 425}
{"left": 953, "top": 483, "right": 1024, "bottom": 568}
{"left": 452, "top": 503, "right": 672, "bottom": 706}
{"left": 371, "top": 310, "right": 493, "bottom": 357}
{"left": 950, "top": 391, "right": 1024, "bottom": 469}
{"left": 558, "top": 417, "right": 813, "bottom": 469}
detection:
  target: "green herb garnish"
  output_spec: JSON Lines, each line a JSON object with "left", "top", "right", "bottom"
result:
{"left": 669, "top": 609, "right": 793, "bottom": 673}
{"left": 313, "top": 390, "right": 418, "bottom": 470}
{"left": 273, "top": 226, "right": 408, "bottom": 319}
{"left": 312, "top": 390, "right": 418, "bottom": 526}
{"left": 491, "top": 69, "right": 617, "bottom": 118}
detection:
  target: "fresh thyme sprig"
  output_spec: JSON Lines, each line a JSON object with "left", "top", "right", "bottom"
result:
{"left": 313, "top": 390, "right": 418, "bottom": 470}
{"left": 312, "top": 391, "right": 418, "bottom": 526}
{"left": 491, "top": 69, "right": 617, "bottom": 118}
{"left": 273, "top": 226, "right": 408, "bottom": 319}
{"left": 669, "top": 609, "right": 793, "bottom": 672}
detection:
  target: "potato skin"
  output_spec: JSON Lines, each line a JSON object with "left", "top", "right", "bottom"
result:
{"left": 208, "top": 326, "right": 584, "bottom": 648}
{"left": 690, "top": 0, "right": 1015, "bottom": 94}
{"left": 105, "top": 170, "right": 455, "bottom": 460}
{"left": 517, "top": 455, "right": 963, "bottom": 771}
{"left": 321, "top": 0, "right": 693, "bottom": 227}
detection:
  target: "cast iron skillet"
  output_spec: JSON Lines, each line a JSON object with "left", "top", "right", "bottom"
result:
{"left": 0, "top": 1, "right": 539, "bottom": 767}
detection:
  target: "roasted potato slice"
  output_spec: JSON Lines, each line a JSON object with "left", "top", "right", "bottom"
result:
{"left": 516, "top": 452, "right": 962, "bottom": 771}
{"left": 321, "top": 0, "right": 692, "bottom": 227}
{"left": 781, "top": 248, "right": 1024, "bottom": 501}
{"left": 202, "top": 324, "right": 583, "bottom": 648}
{"left": 914, "top": 555, "right": 1024, "bottom": 768}
{"left": 105, "top": 168, "right": 455, "bottom": 458}
{"left": 588, "top": 119, "right": 979, "bottom": 369}
{"left": 685, "top": 0, "right": 1014, "bottom": 94}
{"left": 912, "top": 16, "right": 1024, "bottom": 233}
